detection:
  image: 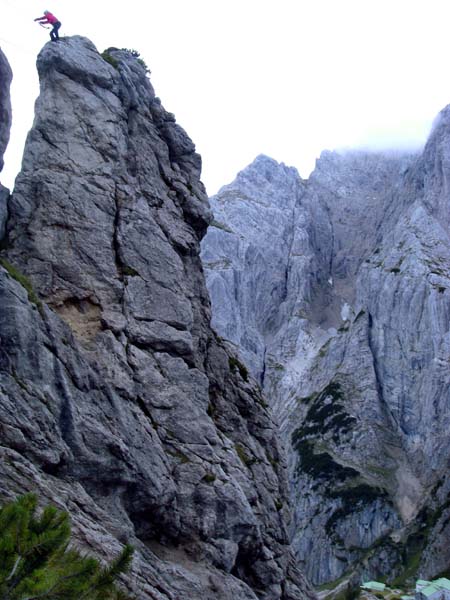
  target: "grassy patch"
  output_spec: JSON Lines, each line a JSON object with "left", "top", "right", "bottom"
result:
{"left": 326, "top": 483, "right": 388, "bottom": 536}
{"left": 168, "top": 449, "right": 190, "bottom": 464}
{"left": 296, "top": 392, "right": 318, "bottom": 405}
{"left": 270, "top": 361, "right": 285, "bottom": 371}
{"left": 390, "top": 541, "right": 423, "bottom": 587}
{"left": 121, "top": 48, "right": 150, "bottom": 73}
{"left": 388, "top": 496, "right": 450, "bottom": 587}
{"left": 329, "top": 483, "right": 387, "bottom": 504}
{"left": 12, "top": 369, "right": 28, "bottom": 392}
{"left": 366, "top": 464, "right": 394, "bottom": 478}
{"left": 210, "top": 219, "right": 234, "bottom": 234}
{"left": 257, "top": 396, "right": 269, "bottom": 409}
{"left": 334, "top": 586, "right": 361, "bottom": 600}
{"left": 275, "top": 499, "right": 283, "bottom": 511}
{"left": 317, "top": 573, "right": 350, "bottom": 592}
{"left": 291, "top": 435, "right": 358, "bottom": 481}
{"left": 293, "top": 382, "right": 356, "bottom": 438}
{"left": 229, "top": 356, "right": 249, "bottom": 382}
{"left": 318, "top": 339, "right": 332, "bottom": 358}
{"left": 101, "top": 51, "right": 119, "bottom": 69}
{"left": 122, "top": 265, "right": 139, "bottom": 277}
{"left": 235, "top": 443, "right": 255, "bottom": 467}
{"left": 268, "top": 454, "right": 279, "bottom": 468}
{"left": 0, "top": 258, "right": 41, "bottom": 309}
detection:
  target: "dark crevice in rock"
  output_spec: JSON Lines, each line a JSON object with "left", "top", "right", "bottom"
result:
{"left": 41, "top": 454, "right": 67, "bottom": 476}
{"left": 260, "top": 346, "right": 267, "bottom": 388}
{"left": 230, "top": 539, "right": 265, "bottom": 595}
{"left": 326, "top": 203, "right": 335, "bottom": 281}
{"left": 0, "top": 187, "right": 10, "bottom": 245}
{"left": 367, "top": 312, "right": 398, "bottom": 428}
{"left": 280, "top": 192, "right": 302, "bottom": 307}
{"left": 129, "top": 336, "right": 195, "bottom": 368}
{"left": 133, "top": 316, "right": 187, "bottom": 332}
{"left": 112, "top": 182, "right": 125, "bottom": 283}
{"left": 37, "top": 126, "right": 62, "bottom": 153}
{"left": 135, "top": 396, "right": 160, "bottom": 430}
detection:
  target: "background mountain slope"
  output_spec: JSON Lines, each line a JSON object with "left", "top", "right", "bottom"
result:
{"left": 202, "top": 125, "right": 450, "bottom": 586}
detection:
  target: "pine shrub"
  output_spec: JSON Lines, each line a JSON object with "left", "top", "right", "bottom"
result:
{"left": 0, "top": 493, "right": 134, "bottom": 600}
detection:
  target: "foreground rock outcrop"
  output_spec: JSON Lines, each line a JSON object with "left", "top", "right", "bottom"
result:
{"left": 202, "top": 124, "right": 450, "bottom": 586}
{"left": 0, "top": 38, "right": 314, "bottom": 600}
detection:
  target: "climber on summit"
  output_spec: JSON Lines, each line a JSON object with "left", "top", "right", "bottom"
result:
{"left": 34, "top": 10, "right": 62, "bottom": 42}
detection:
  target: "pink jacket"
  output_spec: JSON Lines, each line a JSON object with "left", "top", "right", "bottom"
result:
{"left": 36, "top": 12, "right": 59, "bottom": 24}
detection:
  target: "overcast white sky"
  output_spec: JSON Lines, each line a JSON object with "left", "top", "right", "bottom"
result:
{"left": 1, "top": 0, "right": 450, "bottom": 194}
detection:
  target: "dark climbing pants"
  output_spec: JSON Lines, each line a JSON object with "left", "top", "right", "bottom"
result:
{"left": 50, "top": 21, "right": 61, "bottom": 41}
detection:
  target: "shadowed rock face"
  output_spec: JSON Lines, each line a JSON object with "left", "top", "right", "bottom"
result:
{"left": 0, "top": 37, "right": 314, "bottom": 600}
{"left": 202, "top": 119, "right": 450, "bottom": 586}
{"left": 0, "top": 47, "right": 12, "bottom": 173}
{"left": 0, "top": 47, "right": 12, "bottom": 236}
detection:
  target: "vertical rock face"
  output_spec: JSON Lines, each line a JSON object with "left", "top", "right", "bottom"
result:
{"left": 0, "top": 47, "right": 12, "bottom": 236}
{"left": 0, "top": 37, "right": 314, "bottom": 600}
{"left": 202, "top": 120, "right": 450, "bottom": 587}
{"left": 0, "top": 47, "right": 12, "bottom": 173}
{"left": 202, "top": 155, "right": 308, "bottom": 380}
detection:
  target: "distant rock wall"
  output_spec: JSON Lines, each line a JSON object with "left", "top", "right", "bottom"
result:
{"left": 202, "top": 130, "right": 450, "bottom": 586}
{"left": 0, "top": 37, "right": 314, "bottom": 600}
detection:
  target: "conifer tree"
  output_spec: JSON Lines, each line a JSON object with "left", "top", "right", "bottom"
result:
{"left": 0, "top": 493, "right": 134, "bottom": 600}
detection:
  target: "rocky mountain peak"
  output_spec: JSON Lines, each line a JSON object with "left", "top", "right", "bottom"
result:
{"left": 0, "top": 37, "right": 314, "bottom": 600}
{"left": 234, "top": 154, "right": 301, "bottom": 185}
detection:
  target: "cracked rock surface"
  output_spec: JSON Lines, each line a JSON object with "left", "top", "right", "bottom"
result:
{"left": 0, "top": 37, "right": 314, "bottom": 600}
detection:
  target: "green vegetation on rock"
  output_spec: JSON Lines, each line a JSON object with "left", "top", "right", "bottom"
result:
{"left": 121, "top": 48, "right": 150, "bottom": 73}
{"left": 291, "top": 434, "right": 358, "bottom": 481}
{"left": 0, "top": 259, "right": 41, "bottom": 309}
{"left": 235, "top": 443, "right": 256, "bottom": 467}
{"left": 101, "top": 51, "right": 119, "bottom": 69}
{"left": 293, "top": 381, "right": 356, "bottom": 440}
{"left": 390, "top": 491, "right": 450, "bottom": 586}
{"left": 326, "top": 483, "right": 388, "bottom": 536}
{"left": 229, "top": 355, "right": 249, "bottom": 382}
{"left": 210, "top": 219, "right": 234, "bottom": 233}
{"left": 0, "top": 494, "right": 133, "bottom": 600}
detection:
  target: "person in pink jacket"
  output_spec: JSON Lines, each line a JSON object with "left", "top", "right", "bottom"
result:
{"left": 34, "top": 10, "right": 62, "bottom": 42}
